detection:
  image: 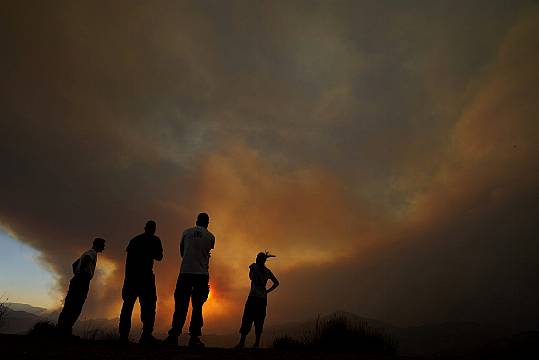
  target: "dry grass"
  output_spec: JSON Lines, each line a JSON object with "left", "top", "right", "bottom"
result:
{"left": 274, "top": 314, "right": 398, "bottom": 355}
{"left": 79, "top": 326, "right": 119, "bottom": 341}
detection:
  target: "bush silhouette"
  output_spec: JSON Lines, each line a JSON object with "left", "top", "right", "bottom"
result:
{"left": 80, "top": 327, "right": 119, "bottom": 341}
{"left": 0, "top": 297, "right": 7, "bottom": 329}
{"left": 273, "top": 335, "right": 306, "bottom": 349}
{"left": 274, "top": 314, "right": 398, "bottom": 354}
{"left": 27, "top": 321, "right": 58, "bottom": 338}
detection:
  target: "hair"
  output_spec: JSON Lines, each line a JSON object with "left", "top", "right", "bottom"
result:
{"left": 196, "top": 212, "right": 210, "bottom": 226}
{"left": 93, "top": 238, "right": 105, "bottom": 247}
{"left": 256, "top": 251, "right": 276, "bottom": 264}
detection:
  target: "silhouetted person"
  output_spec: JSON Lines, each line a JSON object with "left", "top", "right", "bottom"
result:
{"left": 119, "top": 220, "right": 163, "bottom": 344}
{"left": 236, "top": 251, "right": 279, "bottom": 348}
{"left": 57, "top": 237, "right": 106, "bottom": 337}
{"left": 165, "top": 213, "right": 215, "bottom": 348}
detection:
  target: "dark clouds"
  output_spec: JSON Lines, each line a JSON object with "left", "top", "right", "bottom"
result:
{"left": 1, "top": 0, "right": 538, "bottom": 332}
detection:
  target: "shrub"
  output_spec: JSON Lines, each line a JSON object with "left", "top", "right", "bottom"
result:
{"left": 27, "top": 321, "right": 58, "bottom": 338}
{"left": 0, "top": 296, "right": 7, "bottom": 329}
{"left": 80, "top": 327, "right": 119, "bottom": 341}
{"left": 273, "top": 314, "right": 398, "bottom": 355}
{"left": 273, "top": 335, "right": 306, "bottom": 350}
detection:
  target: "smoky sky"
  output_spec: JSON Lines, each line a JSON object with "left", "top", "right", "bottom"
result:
{"left": 1, "top": 0, "right": 538, "bottom": 333}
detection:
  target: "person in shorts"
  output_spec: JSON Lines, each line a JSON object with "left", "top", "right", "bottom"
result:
{"left": 236, "top": 251, "right": 279, "bottom": 348}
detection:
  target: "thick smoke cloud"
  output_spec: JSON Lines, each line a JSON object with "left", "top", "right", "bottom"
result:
{"left": 1, "top": 0, "right": 538, "bottom": 333}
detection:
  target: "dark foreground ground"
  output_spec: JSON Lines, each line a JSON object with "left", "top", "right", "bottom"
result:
{"left": 0, "top": 333, "right": 412, "bottom": 360}
{"left": 2, "top": 333, "right": 539, "bottom": 360}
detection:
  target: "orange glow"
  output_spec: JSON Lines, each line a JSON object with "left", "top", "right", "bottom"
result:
{"left": 201, "top": 285, "right": 231, "bottom": 318}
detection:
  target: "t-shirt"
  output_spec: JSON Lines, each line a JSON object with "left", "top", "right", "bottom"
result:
{"left": 179, "top": 226, "right": 215, "bottom": 275}
{"left": 248, "top": 263, "right": 274, "bottom": 299}
{"left": 125, "top": 233, "right": 163, "bottom": 278}
{"left": 75, "top": 249, "right": 97, "bottom": 279}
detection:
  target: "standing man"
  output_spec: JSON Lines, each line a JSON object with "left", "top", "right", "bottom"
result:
{"left": 165, "top": 213, "right": 215, "bottom": 347}
{"left": 57, "top": 237, "right": 106, "bottom": 337}
{"left": 119, "top": 220, "right": 163, "bottom": 345}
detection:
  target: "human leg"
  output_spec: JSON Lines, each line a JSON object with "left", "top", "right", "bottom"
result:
{"left": 189, "top": 275, "right": 209, "bottom": 338}
{"left": 237, "top": 296, "right": 256, "bottom": 347}
{"left": 253, "top": 298, "right": 267, "bottom": 348}
{"left": 139, "top": 276, "right": 158, "bottom": 343}
{"left": 236, "top": 307, "right": 251, "bottom": 348}
{"left": 167, "top": 273, "right": 193, "bottom": 338}
{"left": 119, "top": 280, "right": 138, "bottom": 341}
{"left": 57, "top": 276, "right": 90, "bottom": 335}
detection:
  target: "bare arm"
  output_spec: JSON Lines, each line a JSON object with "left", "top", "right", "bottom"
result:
{"left": 208, "top": 235, "right": 215, "bottom": 258}
{"left": 180, "top": 235, "right": 185, "bottom": 258}
{"left": 154, "top": 238, "right": 163, "bottom": 261}
{"left": 266, "top": 273, "right": 280, "bottom": 294}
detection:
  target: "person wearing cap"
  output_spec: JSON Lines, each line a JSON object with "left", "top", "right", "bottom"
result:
{"left": 119, "top": 220, "right": 163, "bottom": 345}
{"left": 57, "top": 237, "right": 106, "bottom": 337}
{"left": 236, "top": 251, "right": 279, "bottom": 348}
{"left": 165, "top": 212, "right": 215, "bottom": 348}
